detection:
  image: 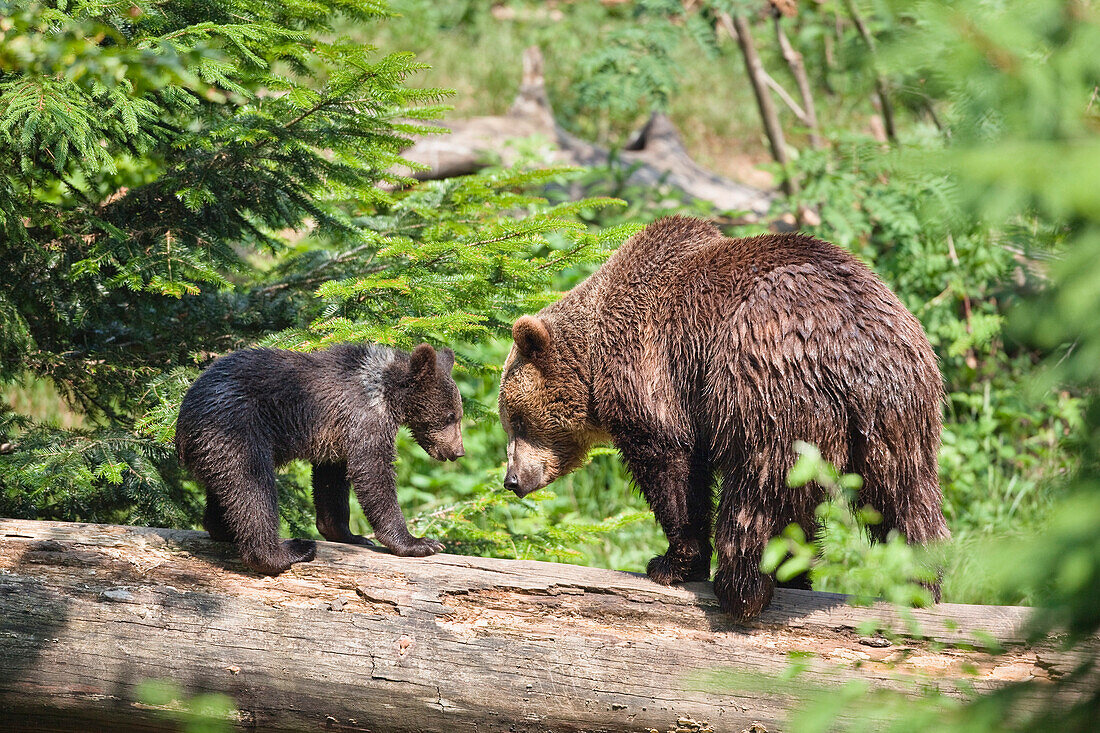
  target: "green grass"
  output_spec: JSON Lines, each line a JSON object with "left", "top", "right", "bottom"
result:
{"left": 2, "top": 378, "right": 86, "bottom": 430}
{"left": 360, "top": 0, "right": 782, "bottom": 180}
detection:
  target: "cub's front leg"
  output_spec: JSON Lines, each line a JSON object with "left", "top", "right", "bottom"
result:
{"left": 347, "top": 440, "right": 445, "bottom": 557}
{"left": 312, "top": 460, "right": 376, "bottom": 546}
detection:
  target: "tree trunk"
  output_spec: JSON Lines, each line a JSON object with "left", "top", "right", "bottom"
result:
{"left": 772, "top": 9, "right": 824, "bottom": 149}
{"left": 844, "top": 0, "right": 897, "bottom": 143}
{"left": 0, "top": 519, "right": 1087, "bottom": 732}
{"left": 720, "top": 13, "right": 799, "bottom": 196}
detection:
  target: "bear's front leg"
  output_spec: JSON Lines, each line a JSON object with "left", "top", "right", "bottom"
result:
{"left": 347, "top": 444, "right": 445, "bottom": 557}
{"left": 616, "top": 434, "right": 713, "bottom": 585}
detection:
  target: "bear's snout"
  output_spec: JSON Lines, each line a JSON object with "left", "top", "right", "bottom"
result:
{"left": 503, "top": 452, "right": 545, "bottom": 497}
{"left": 426, "top": 422, "right": 464, "bottom": 462}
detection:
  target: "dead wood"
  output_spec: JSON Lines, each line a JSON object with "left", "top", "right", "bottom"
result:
{"left": 400, "top": 47, "right": 775, "bottom": 219}
{"left": 1, "top": 518, "right": 1092, "bottom": 732}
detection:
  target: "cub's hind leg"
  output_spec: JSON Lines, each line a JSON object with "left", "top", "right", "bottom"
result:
{"left": 203, "top": 491, "right": 233, "bottom": 542}
{"left": 207, "top": 450, "right": 316, "bottom": 574}
{"left": 312, "top": 461, "right": 375, "bottom": 546}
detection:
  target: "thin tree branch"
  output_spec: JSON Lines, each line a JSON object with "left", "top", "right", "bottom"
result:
{"left": 772, "top": 9, "right": 824, "bottom": 148}
{"left": 761, "top": 69, "right": 809, "bottom": 126}
{"left": 719, "top": 12, "right": 798, "bottom": 196}
{"left": 845, "top": 0, "right": 897, "bottom": 143}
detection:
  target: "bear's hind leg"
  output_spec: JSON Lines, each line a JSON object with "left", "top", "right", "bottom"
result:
{"left": 856, "top": 436, "right": 949, "bottom": 600}
{"left": 312, "top": 461, "right": 375, "bottom": 546}
{"left": 215, "top": 453, "right": 316, "bottom": 574}
{"left": 619, "top": 436, "right": 712, "bottom": 585}
{"left": 713, "top": 499, "right": 774, "bottom": 620}
{"left": 203, "top": 491, "right": 233, "bottom": 542}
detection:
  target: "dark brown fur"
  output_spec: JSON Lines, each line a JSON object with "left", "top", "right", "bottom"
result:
{"left": 176, "top": 343, "right": 463, "bottom": 574}
{"left": 499, "top": 216, "right": 948, "bottom": 620}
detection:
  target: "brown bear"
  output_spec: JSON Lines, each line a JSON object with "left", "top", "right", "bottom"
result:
{"left": 498, "top": 216, "right": 948, "bottom": 620}
{"left": 176, "top": 343, "right": 462, "bottom": 575}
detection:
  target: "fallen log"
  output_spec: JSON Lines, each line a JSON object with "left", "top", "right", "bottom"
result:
{"left": 401, "top": 47, "right": 775, "bottom": 219}
{"left": 0, "top": 518, "right": 1084, "bottom": 732}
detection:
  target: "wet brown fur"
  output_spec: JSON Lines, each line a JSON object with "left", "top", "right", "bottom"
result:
{"left": 499, "top": 216, "right": 949, "bottom": 620}
{"left": 176, "top": 343, "right": 462, "bottom": 575}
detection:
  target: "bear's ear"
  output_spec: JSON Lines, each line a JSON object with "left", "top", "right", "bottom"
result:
{"left": 409, "top": 343, "right": 437, "bottom": 382}
{"left": 437, "top": 347, "right": 456, "bottom": 373}
{"left": 513, "top": 315, "right": 550, "bottom": 361}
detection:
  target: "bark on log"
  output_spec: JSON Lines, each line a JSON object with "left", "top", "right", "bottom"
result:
{"left": 0, "top": 519, "right": 1085, "bottom": 733}
{"left": 400, "top": 47, "right": 775, "bottom": 219}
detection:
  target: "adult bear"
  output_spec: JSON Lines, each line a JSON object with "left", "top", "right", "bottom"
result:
{"left": 498, "top": 216, "right": 948, "bottom": 620}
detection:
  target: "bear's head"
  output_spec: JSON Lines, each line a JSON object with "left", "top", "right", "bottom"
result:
{"left": 404, "top": 343, "right": 464, "bottom": 462}
{"left": 498, "top": 315, "right": 603, "bottom": 496}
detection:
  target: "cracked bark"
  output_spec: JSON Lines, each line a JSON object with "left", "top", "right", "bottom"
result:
{"left": 1, "top": 519, "right": 1093, "bottom": 733}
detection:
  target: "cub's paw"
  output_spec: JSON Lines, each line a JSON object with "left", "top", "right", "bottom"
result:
{"left": 283, "top": 538, "right": 317, "bottom": 564}
{"left": 243, "top": 539, "right": 317, "bottom": 575}
{"left": 646, "top": 552, "right": 710, "bottom": 585}
{"left": 389, "top": 536, "right": 445, "bottom": 558}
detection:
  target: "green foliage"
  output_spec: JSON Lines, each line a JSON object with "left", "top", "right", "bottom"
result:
{"left": 134, "top": 679, "right": 236, "bottom": 733}
{"left": 259, "top": 167, "right": 630, "bottom": 352}
{"left": 0, "top": 1, "right": 641, "bottom": 561}
{"left": 762, "top": 442, "right": 936, "bottom": 608}
{"left": 407, "top": 478, "right": 648, "bottom": 563}
{"left": 0, "top": 409, "right": 194, "bottom": 526}
{"left": 569, "top": 1, "right": 682, "bottom": 138}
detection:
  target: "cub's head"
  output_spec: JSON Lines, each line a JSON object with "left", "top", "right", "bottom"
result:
{"left": 498, "top": 315, "right": 601, "bottom": 497}
{"left": 404, "top": 343, "right": 464, "bottom": 462}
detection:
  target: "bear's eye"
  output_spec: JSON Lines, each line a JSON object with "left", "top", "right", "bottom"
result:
{"left": 446, "top": 412, "right": 456, "bottom": 424}
{"left": 510, "top": 414, "right": 525, "bottom": 434}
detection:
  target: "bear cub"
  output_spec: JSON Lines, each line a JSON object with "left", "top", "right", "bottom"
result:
{"left": 175, "top": 342, "right": 463, "bottom": 574}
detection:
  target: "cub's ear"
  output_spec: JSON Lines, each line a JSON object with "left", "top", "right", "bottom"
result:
{"left": 409, "top": 343, "right": 437, "bottom": 382}
{"left": 513, "top": 315, "right": 550, "bottom": 361}
{"left": 438, "top": 347, "right": 456, "bottom": 373}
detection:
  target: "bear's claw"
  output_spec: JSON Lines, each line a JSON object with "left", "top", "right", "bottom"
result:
{"left": 389, "top": 535, "right": 445, "bottom": 557}
{"left": 646, "top": 552, "right": 710, "bottom": 585}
